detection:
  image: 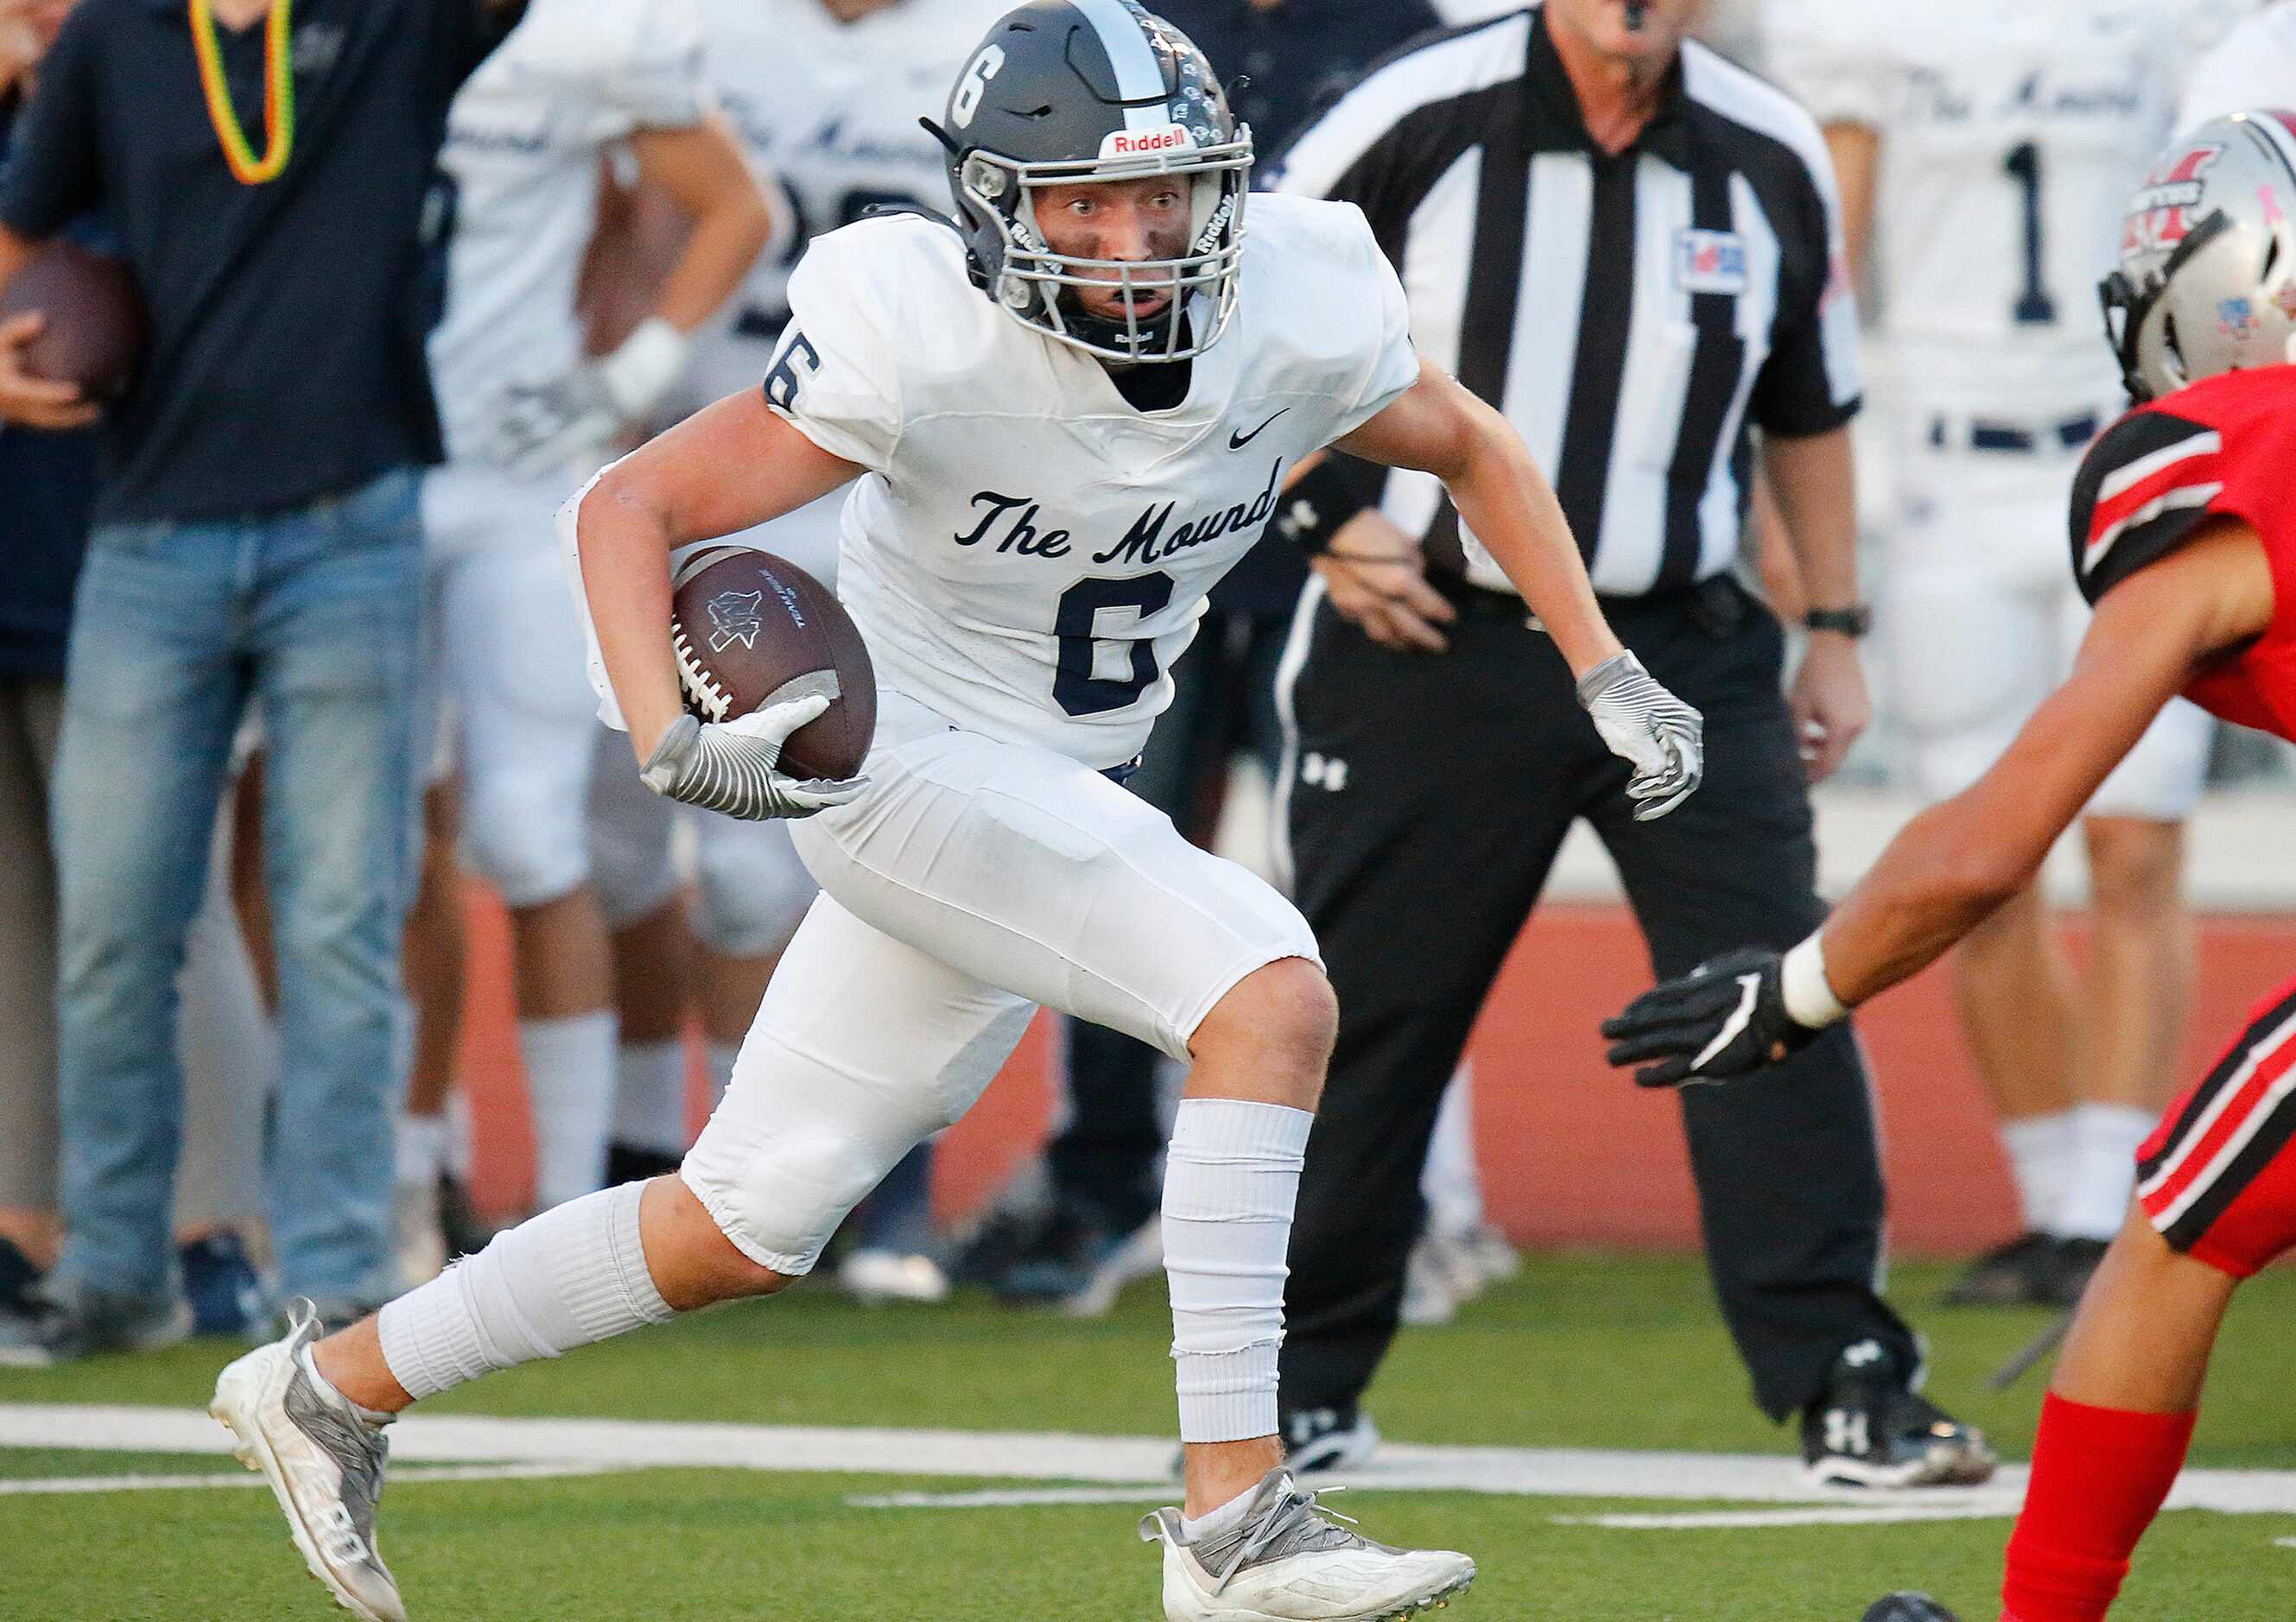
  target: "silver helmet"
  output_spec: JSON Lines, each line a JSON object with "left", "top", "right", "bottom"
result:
{"left": 2103, "top": 110, "right": 2296, "bottom": 402}
{"left": 929, "top": 0, "right": 1252, "bottom": 364}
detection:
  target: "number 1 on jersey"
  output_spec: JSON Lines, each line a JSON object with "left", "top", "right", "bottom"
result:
{"left": 1053, "top": 573, "right": 1175, "bottom": 717}
{"left": 2003, "top": 142, "right": 2057, "bottom": 327}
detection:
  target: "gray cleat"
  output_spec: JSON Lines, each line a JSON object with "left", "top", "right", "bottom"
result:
{"left": 1142, "top": 1466, "right": 1475, "bottom": 1621}
{"left": 212, "top": 1300, "right": 405, "bottom": 1622}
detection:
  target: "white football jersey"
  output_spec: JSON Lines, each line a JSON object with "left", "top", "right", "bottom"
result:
{"left": 699, "top": 0, "right": 1007, "bottom": 344}
{"left": 431, "top": 0, "right": 707, "bottom": 460}
{"left": 1766, "top": 0, "right": 2250, "bottom": 414}
{"left": 765, "top": 198, "right": 1418, "bottom": 769}
{"left": 2179, "top": 2, "right": 2296, "bottom": 132}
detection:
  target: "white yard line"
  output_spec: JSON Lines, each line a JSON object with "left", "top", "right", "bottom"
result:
{"left": 1555, "top": 1506, "right": 2018, "bottom": 1530}
{"left": 3, "top": 1403, "right": 2293, "bottom": 1516}
{"left": 0, "top": 1461, "right": 626, "bottom": 1497}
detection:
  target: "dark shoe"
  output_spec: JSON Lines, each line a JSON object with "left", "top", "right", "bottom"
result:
{"left": 181, "top": 1232, "right": 267, "bottom": 1337}
{"left": 436, "top": 1172, "right": 498, "bottom": 1262}
{"left": 0, "top": 1236, "right": 39, "bottom": 1314}
{"left": 1281, "top": 1404, "right": 1382, "bottom": 1473}
{"left": 1801, "top": 1340, "right": 1998, "bottom": 1488}
{"left": 605, "top": 1143, "right": 682, "bottom": 1186}
{"left": 1941, "top": 1232, "right": 2058, "bottom": 1307}
{"left": 1862, "top": 1594, "right": 1961, "bottom": 1621}
{"left": 0, "top": 1285, "right": 192, "bottom": 1367}
{"left": 2043, "top": 1236, "right": 2110, "bottom": 1308}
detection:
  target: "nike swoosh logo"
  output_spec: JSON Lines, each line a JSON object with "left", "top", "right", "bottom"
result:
{"left": 1691, "top": 973, "right": 1763, "bottom": 1073}
{"left": 1229, "top": 408, "right": 1289, "bottom": 449}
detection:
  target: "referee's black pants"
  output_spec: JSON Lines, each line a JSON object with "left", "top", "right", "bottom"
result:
{"left": 1278, "top": 573, "right": 1919, "bottom": 1425}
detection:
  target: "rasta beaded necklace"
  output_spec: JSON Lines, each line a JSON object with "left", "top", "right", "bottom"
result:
{"left": 189, "top": 0, "right": 295, "bottom": 185}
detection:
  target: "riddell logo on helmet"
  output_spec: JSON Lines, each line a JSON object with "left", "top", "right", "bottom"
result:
{"left": 1101, "top": 124, "right": 1197, "bottom": 160}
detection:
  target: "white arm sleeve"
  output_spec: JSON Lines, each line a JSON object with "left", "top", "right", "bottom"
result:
{"left": 2175, "top": 4, "right": 2296, "bottom": 133}
{"left": 1760, "top": 0, "right": 1892, "bottom": 130}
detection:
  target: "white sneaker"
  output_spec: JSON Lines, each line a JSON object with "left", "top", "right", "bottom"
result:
{"left": 394, "top": 1179, "right": 447, "bottom": 1289}
{"left": 838, "top": 1248, "right": 951, "bottom": 1302}
{"left": 211, "top": 1302, "right": 405, "bottom": 1622}
{"left": 1142, "top": 1467, "right": 1474, "bottom": 1622}
{"left": 1399, "top": 1239, "right": 1458, "bottom": 1327}
{"left": 1063, "top": 1216, "right": 1164, "bottom": 1319}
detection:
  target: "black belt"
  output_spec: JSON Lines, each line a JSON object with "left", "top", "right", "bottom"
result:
{"left": 1425, "top": 568, "right": 1747, "bottom": 631}
{"left": 1929, "top": 411, "right": 2100, "bottom": 455}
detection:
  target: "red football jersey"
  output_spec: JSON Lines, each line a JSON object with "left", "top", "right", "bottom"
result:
{"left": 2071, "top": 364, "right": 2296, "bottom": 741}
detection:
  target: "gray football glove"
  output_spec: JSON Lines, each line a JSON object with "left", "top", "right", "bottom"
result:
{"left": 483, "top": 364, "right": 620, "bottom": 479}
{"left": 638, "top": 694, "right": 866, "bottom": 821}
{"left": 1576, "top": 651, "right": 1703, "bottom": 821}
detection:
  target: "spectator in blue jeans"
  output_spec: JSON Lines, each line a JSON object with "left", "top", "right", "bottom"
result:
{"left": 0, "top": 0, "right": 523, "bottom": 1360}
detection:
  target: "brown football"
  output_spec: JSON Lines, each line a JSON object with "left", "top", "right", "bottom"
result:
{"left": 669, "top": 547, "right": 876, "bottom": 783}
{"left": 0, "top": 239, "right": 149, "bottom": 404}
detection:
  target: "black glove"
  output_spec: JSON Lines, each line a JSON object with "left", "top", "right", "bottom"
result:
{"left": 1600, "top": 947, "right": 1820, "bottom": 1088}
{"left": 1859, "top": 1595, "right": 1962, "bottom": 1622}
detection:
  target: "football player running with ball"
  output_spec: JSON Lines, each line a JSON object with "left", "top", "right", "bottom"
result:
{"left": 1604, "top": 111, "right": 2296, "bottom": 1622}
{"left": 209, "top": 5, "right": 1702, "bottom": 1620}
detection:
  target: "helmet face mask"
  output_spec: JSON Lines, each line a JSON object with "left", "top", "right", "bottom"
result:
{"left": 2103, "top": 112, "right": 2296, "bottom": 404}
{"left": 935, "top": 0, "right": 1253, "bottom": 365}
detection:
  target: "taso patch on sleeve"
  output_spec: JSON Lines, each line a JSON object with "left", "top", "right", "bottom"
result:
{"left": 1674, "top": 230, "right": 1748, "bottom": 296}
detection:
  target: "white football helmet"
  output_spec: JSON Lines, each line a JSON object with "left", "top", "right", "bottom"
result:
{"left": 2103, "top": 110, "right": 2296, "bottom": 402}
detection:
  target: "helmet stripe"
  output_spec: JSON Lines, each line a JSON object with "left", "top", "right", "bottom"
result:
{"left": 2242, "top": 108, "right": 2296, "bottom": 187}
{"left": 1068, "top": 0, "right": 1173, "bottom": 132}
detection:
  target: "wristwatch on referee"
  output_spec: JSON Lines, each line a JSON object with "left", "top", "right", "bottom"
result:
{"left": 1803, "top": 605, "right": 1872, "bottom": 638}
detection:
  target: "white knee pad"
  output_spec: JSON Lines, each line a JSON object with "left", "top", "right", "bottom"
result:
{"left": 680, "top": 896, "right": 1034, "bottom": 1275}
{"left": 587, "top": 747, "right": 682, "bottom": 929}
{"left": 694, "top": 814, "right": 816, "bottom": 959}
{"left": 377, "top": 1182, "right": 674, "bottom": 1402}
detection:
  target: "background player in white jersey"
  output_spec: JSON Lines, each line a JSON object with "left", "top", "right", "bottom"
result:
{"left": 2179, "top": 1, "right": 2296, "bottom": 133}
{"left": 411, "top": 0, "right": 770, "bottom": 1236}
{"left": 582, "top": 0, "right": 1004, "bottom": 1300}
{"left": 1766, "top": 0, "right": 2248, "bottom": 1307}
{"left": 212, "top": 6, "right": 1699, "bottom": 1619}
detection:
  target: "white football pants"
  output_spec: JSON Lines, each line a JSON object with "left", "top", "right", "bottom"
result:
{"left": 681, "top": 692, "right": 1319, "bottom": 1276}
{"left": 1882, "top": 431, "right": 2212, "bottom": 819}
{"left": 424, "top": 462, "right": 608, "bottom": 909}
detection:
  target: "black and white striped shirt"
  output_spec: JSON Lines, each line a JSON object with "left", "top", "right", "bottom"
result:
{"left": 1272, "top": 4, "right": 1862, "bottom": 599}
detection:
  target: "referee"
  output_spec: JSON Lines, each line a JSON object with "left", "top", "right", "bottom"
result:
{"left": 1268, "top": 0, "right": 1994, "bottom": 1486}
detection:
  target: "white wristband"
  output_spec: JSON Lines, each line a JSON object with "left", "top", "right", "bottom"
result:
{"left": 599, "top": 317, "right": 692, "bottom": 418}
{"left": 1779, "top": 934, "right": 1849, "bottom": 1030}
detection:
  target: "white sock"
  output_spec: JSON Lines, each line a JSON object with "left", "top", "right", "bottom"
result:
{"left": 705, "top": 1040, "right": 741, "bottom": 1114}
{"left": 2001, "top": 1111, "right": 2077, "bottom": 1233}
{"left": 613, "top": 1039, "right": 689, "bottom": 1157}
{"left": 521, "top": 1010, "right": 618, "bottom": 1210}
{"left": 396, "top": 1113, "right": 447, "bottom": 1188}
{"left": 1419, "top": 1066, "right": 1482, "bottom": 1241}
{"left": 2055, "top": 1103, "right": 2158, "bottom": 1241}
{"left": 377, "top": 1182, "right": 675, "bottom": 1402}
{"left": 1162, "top": 1098, "right": 1310, "bottom": 1445}
{"left": 298, "top": 1345, "right": 393, "bottom": 1430}
{"left": 1180, "top": 1479, "right": 1259, "bottom": 1542}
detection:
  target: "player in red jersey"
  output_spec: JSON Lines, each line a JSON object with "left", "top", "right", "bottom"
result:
{"left": 1601, "top": 110, "right": 2296, "bottom": 1622}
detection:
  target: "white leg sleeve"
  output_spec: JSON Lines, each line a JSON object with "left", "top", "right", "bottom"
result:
{"left": 1418, "top": 1065, "right": 1483, "bottom": 1241}
{"left": 522, "top": 1010, "right": 618, "bottom": 1210}
{"left": 1162, "top": 1098, "right": 1310, "bottom": 1444}
{"left": 377, "top": 1182, "right": 674, "bottom": 1403}
{"left": 612, "top": 1037, "right": 689, "bottom": 1157}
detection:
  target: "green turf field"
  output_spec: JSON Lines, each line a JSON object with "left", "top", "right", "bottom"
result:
{"left": 3, "top": 1254, "right": 2293, "bottom": 1620}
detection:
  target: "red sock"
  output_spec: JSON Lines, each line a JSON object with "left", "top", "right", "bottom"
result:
{"left": 2001, "top": 1393, "right": 2198, "bottom": 1622}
